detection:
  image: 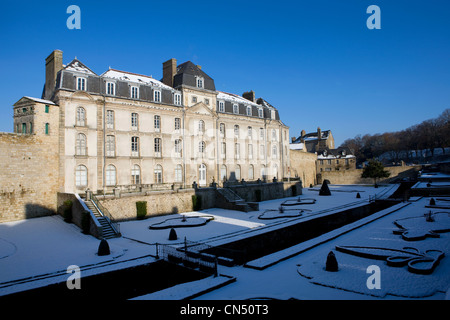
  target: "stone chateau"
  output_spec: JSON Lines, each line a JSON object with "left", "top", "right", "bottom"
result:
{"left": 1, "top": 50, "right": 291, "bottom": 221}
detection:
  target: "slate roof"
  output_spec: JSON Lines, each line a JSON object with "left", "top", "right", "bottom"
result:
{"left": 173, "top": 61, "right": 216, "bottom": 91}
{"left": 317, "top": 147, "right": 355, "bottom": 159}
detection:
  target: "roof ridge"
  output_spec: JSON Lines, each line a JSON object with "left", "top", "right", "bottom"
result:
{"left": 105, "top": 68, "right": 154, "bottom": 79}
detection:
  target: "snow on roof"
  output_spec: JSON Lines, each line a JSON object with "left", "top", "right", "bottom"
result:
{"left": 64, "top": 59, "right": 96, "bottom": 75}
{"left": 101, "top": 69, "right": 174, "bottom": 91}
{"left": 23, "top": 96, "right": 56, "bottom": 105}
{"left": 217, "top": 91, "right": 261, "bottom": 108}
{"left": 289, "top": 143, "right": 305, "bottom": 150}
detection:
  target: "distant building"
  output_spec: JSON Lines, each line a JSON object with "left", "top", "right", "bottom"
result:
{"left": 291, "top": 127, "right": 334, "bottom": 153}
{"left": 316, "top": 147, "right": 356, "bottom": 173}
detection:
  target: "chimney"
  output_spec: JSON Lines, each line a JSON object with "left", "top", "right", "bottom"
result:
{"left": 197, "top": 65, "right": 202, "bottom": 70}
{"left": 301, "top": 129, "right": 306, "bottom": 137}
{"left": 44, "top": 50, "right": 63, "bottom": 100}
{"left": 162, "top": 58, "right": 177, "bottom": 88}
{"left": 317, "top": 127, "right": 322, "bottom": 140}
{"left": 242, "top": 90, "right": 256, "bottom": 102}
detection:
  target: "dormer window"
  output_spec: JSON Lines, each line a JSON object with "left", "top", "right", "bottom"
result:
{"left": 196, "top": 76, "right": 204, "bottom": 88}
{"left": 154, "top": 89, "right": 161, "bottom": 102}
{"left": 258, "top": 108, "right": 263, "bottom": 118}
{"left": 233, "top": 104, "right": 239, "bottom": 114}
{"left": 323, "top": 150, "right": 327, "bottom": 157}
{"left": 131, "top": 86, "right": 139, "bottom": 99}
{"left": 76, "top": 77, "right": 86, "bottom": 91}
{"left": 174, "top": 93, "right": 181, "bottom": 106}
{"left": 246, "top": 106, "right": 252, "bottom": 116}
{"left": 218, "top": 101, "right": 225, "bottom": 112}
{"left": 106, "top": 82, "right": 115, "bottom": 95}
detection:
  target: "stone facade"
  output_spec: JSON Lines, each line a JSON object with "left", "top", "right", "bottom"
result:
{"left": 0, "top": 99, "right": 59, "bottom": 222}
{"left": 288, "top": 149, "right": 317, "bottom": 187}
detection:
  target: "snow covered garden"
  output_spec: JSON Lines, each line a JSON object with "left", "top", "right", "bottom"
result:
{"left": 0, "top": 183, "right": 449, "bottom": 300}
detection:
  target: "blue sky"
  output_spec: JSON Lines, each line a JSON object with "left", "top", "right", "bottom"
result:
{"left": 0, "top": 0, "right": 449, "bottom": 146}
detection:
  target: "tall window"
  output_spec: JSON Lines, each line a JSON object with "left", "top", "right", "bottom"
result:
{"left": 154, "top": 90, "right": 161, "bottom": 102}
{"left": 106, "top": 82, "right": 115, "bottom": 95}
{"left": 219, "top": 123, "right": 225, "bottom": 137}
{"left": 235, "top": 143, "right": 240, "bottom": 159}
{"left": 76, "top": 133, "right": 87, "bottom": 156}
{"left": 233, "top": 104, "right": 239, "bottom": 114}
{"left": 154, "top": 115, "right": 160, "bottom": 131}
{"left": 106, "top": 135, "right": 115, "bottom": 157}
{"left": 154, "top": 138, "right": 162, "bottom": 157}
{"left": 235, "top": 165, "right": 241, "bottom": 180}
{"left": 174, "top": 139, "right": 182, "bottom": 156}
{"left": 131, "top": 113, "right": 138, "bottom": 130}
{"left": 75, "top": 165, "right": 88, "bottom": 187}
{"left": 106, "top": 110, "right": 114, "bottom": 129}
{"left": 22, "top": 123, "right": 27, "bottom": 134}
{"left": 174, "top": 118, "right": 181, "bottom": 131}
{"left": 246, "top": 106, "right": 252, "bottom": 116}
{"left": 199, "top": 141, "right": 206, "bottom": 154}
{"left": 106, "top": 165, "right": 116, "bottom": 186}
{"left": 45, "top": 123, "right": 49, "bottom": 135}
{"left": 131, "top": 86, "right": 139, "bottom": 99}
{"left": 260, "top": 144, "right": 265, "bottom": 159}
{"left": 248, "top": 126, "right": 252, "bottom": 138}
{"left": 221, "top": 142, "right": 226, "bottom": 159}
{"left": 272, "top": 129, "right": 277, "bottom": 141}
{"left": 272, "top": 144, "right": 278, "bottom": 158}
{"left": 131, "top": 136, "right": 139, "bottom": 157}
{"left": 248, "top": 165, "right": 254, "bottom": 180}
{"left": 131, "top": 164, "right": 140, "bottom": 184}
{"left": 76, "top": 77, "right": 86, "bottom": 91}
{"left": 76, "top": 107, "right": 86, "bottom": 126}
{"left": 154, "top": 165, "right": 163, "bottom": 184}
{"left": 198, "top": 120, "right": 205, "bottom": 133}
{"left": 234, "top": 125, "right": 239, "bottom": 137}
{"left": 175, "top": 164, "right": 182, "bottom": 183}
{"left": 248, "top": 144, "right": 253, "bottom": 159}
{"left": 220, "top": 165, "right": 227, "bottom": 181}
{"left": 174, "top": 93, "right": 181, "bottom": 106}
{"left": 218, "top": 101, "right": 225, "bottom": 112}
{"left": 260, "top": 128, "right": 264, "bottom": 140}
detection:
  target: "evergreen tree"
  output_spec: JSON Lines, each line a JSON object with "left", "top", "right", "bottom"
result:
{"left": 361, "top": 159, "right": 390, "bottom": 186}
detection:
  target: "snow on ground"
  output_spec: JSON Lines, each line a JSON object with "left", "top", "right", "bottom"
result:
{"left": 2, "top": 183, "right": 447, "bottom": 300}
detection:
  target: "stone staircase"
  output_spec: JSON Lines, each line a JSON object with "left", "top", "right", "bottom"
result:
{"left": 84, "top": 200, "right": 119, "bottom": 239}
{"left": 216, "top": 188, "right": 259, "bottom": 212}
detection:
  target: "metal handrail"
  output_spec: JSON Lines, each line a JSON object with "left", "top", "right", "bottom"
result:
{"left": 88, "top": 192, "right": 121, "bottom": 236}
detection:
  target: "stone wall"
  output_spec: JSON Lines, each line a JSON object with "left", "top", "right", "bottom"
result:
{"left": 317, "top": 164, "right": 421, "bottom": 185}
{"left": 289, "top": 149, "right": 317, "bottom": 187}
{"left": 99, "top": 181, "right": 302, "bottom": 221}
{"left": 0, "top": 132, "right": 59, "bottom": 222}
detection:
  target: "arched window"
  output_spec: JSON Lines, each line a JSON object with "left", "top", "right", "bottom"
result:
{"left": 154, "top": 165, "right": 163, "bottom": 184}
{"left": 248, "top": 165, "right": 254, "bottom": 180}
{"left": 106, "top": 165, "right": 116, "bottom": 186}
{"left": 76, "top": 133, "right": 87, "bottom": 156}
{"left": 75, "top": 165, "right": 87, "bottom": 187}
{"left": 131, "top": 164, "right": 141, "bottom": 184}
{"left": 76, "top": 107, "right": 86, "bottom": 126}
{"left": 175, "top": 164, "right": 182, "bottom": 183}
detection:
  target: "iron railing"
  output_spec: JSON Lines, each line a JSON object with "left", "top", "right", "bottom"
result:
{"left": 88, "top": 192, "right": 121, "bottom": 236}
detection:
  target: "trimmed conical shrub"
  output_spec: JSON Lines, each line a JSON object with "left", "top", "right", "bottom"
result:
{"left": 325, "top": 251, "right": 338, "bottom": 272}
{"left": 97, "top": 239, "right": 110, "bottom": 256}
{"left": 429, "top": 198, "right": 436, "bottom": 205}
{"left": 319, "top": 181, "right": 331, "bottom": 196}
{"left": 356, "top": 192, "right": 361, "bottom": 198}
{"left": 169, "top": 228, "right": 178, "bottom": 241}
